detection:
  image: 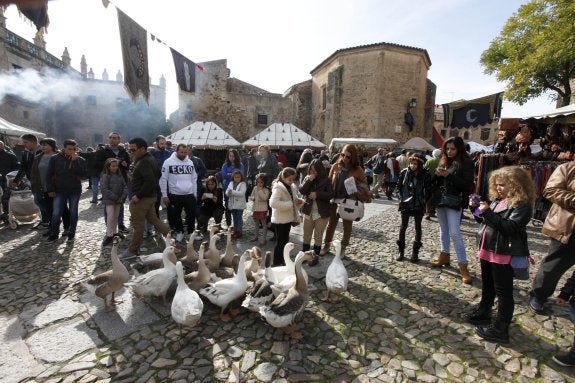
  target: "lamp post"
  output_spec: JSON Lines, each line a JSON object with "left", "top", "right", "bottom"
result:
{"left": 407, "top": 98, "right": 417, "bottom": 112}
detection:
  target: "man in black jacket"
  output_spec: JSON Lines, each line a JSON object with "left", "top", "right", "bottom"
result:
{"left": 0, "top": 141, "right": 19, "bottom": 222}
{"left": 46, "top": 139, "right": 86, "bottom": 242}
{"left": 13, "top": 134, "right": 42, "bottom": 186}
{"left": 95, "top": 132, "right": 131, "bottom": 231}
{"left": 120, "top": 137, "right": 170, "bottom": 259}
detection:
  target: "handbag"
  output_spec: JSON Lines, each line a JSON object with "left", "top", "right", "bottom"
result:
{"left": 511, "top": 256, "right": 529, "bottom": 280}
{"left": 438, "top": 193, "right": 462, "bottom": 210}
{"left": 336, "top": 198, "right": 365, "bottom": 221}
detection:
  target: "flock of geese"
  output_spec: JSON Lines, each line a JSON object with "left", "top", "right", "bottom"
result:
{"left": 82, "top": 225, "right": 349, "bottom": 339}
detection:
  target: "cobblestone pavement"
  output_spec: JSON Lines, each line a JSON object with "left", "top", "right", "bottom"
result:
{"left": 1, "top": 187, "right": 575, "bottom": 383}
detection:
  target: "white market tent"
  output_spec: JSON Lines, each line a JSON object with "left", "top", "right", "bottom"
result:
{"left": 329, "top": 137, "right": 397, "bottom": 150}
{"left": 401, "top": 137, "right": 436, "bottom": 151}
{"left": 0, "top": 115, "right": 45, "bottom": 146}
{"left": 166, "top": 121, "right": 240, "bottom": 149}
{"left": 243, "top": 123, "right": 326, "bottom": 149}
{"left": 465, "top": 140, "right": 491, "bottom": 154}
{"left": 524, "top": 104, "right": 575, "bottom": 121}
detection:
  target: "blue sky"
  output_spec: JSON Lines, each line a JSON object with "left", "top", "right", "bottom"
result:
{"left": 3, "top": 0, "right": 556, "bottom": 117}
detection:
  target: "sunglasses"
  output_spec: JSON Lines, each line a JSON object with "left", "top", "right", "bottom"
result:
{"left": 340, "top": 153, "right": 351, "bottom": 159}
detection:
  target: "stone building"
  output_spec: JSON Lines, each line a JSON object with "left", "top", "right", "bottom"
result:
{"left": 309, "top": 43, "right": 435, "bottom": 145}
{"left": 173, "top": 42, "right": 436, "bottom": 145}
{"left": 0, "top": 9, "right": 166, "bottom": 148}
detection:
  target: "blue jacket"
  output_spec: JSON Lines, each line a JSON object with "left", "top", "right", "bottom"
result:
{"left": 221, "top": 162, "right": 245, "bottom": 190}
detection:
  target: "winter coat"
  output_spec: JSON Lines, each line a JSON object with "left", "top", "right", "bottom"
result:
{"left": 226, "top": 181, "right": 247, "bottom": 210}
{"left": 100, "top": 173, "right": 128, "bottom": 205}
{"left": 95, "top": 145, "right": 131, "bottom": 180}
{"left": 46, "top": 152, "right": 87, "bottom": 194}
{"left": 15, "top": 145, "right": 42, "bottom": 183}
{"left": 250, "top": 186, "right": 270, "bottom": 213}
{"left": 542, "top": 161, "right": 575, "bottom": 244}
{"left": 270, "top": 181, "right": 301, "bottom": 224}
{"left": 130, "top": 152, "right": 160, "bottom": 199}
{"left": 476, "top": 200, "right": 532, "bottom": 256}
{"left": 257, "top": 155, "right": 278, "bottom": 187}
{"left": 328, "top": 163, "right": 370, "bottom": 202}
{"left": 431, "top": 158, "right": 474, "bottom": 209}
{"left": 299, "top": 175, "right": 333, "bottom": 218}
{"left": 397, "top": 168, "right": 431, "bottom": 215}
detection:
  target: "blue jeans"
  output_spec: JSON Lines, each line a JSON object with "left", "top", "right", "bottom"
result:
{"left": 34, "top": 192, "right": 51, "bottom": 224}
{"left": 436, "top": 207, "right": 467, "bottom": 264}
{"left": 91, "top": 176, "right": 99, "bottom": 202}
{"left": 231, "top": 209, "right": 243, "bottom": 233}
{"left": 51, "top": 192, "right": 80, "bottom": 236}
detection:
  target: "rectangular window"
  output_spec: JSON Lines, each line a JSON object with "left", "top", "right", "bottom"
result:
{"left": 322, "top": 86, "right": 327, "bottom": 110}
{"left": 480, "top": 127, "right": 491, "bottom": 141}
{"left": 257, "top": 114, "right": 268, "bottom": 125}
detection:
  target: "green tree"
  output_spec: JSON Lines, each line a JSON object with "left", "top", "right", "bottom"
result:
{"left": 111, "top": 98, "right": 170, "bottom": 143}
{"left": 480, "top": 0, "right": 575, "bottom": 106}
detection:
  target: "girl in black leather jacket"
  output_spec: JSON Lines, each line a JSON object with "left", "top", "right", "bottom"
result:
{"left": 396, "top": 154, "right": 431, "bottom": 262}
{"left": 464, "top": 166, "right": 535, "bottom": 344}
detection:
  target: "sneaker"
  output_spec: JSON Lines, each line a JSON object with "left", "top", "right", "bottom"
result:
{"left": 119, "top": 249, "right": 139, "bottom": 260}
{"left": 102, "top": 236, "right": 114, "bottom": 246}
{"left": 61, "top": 229, "right": 70, "bottom": 238}
{"left": 194, "top": 232, "right": 204, "bottom": 241}
{"left": 67, "top": 234, "right": 75, "bottom": 242}
{"left": 175, "top": 231, "right": 184, "bottom": 243}
{"left": 529, "top": 296, "right": 549, "bottom": 314}
{"left": 114, "top": 232, "right": 125, "bottom": 239}
{"left": 553, "top": 350, "right": 575, "bottom": 367}
{"left": 90, "top": 200, "right": 98, "bottom": 204}
{"left": 47, "top": 234, "right": 58, "bottom": 242}
{"left": 118, "top": 225, "right": 130, "bottom": 233}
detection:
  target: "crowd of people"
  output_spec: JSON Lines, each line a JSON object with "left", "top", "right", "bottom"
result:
{"left": 3, "top": 131, "right": 575, "bottom": 365}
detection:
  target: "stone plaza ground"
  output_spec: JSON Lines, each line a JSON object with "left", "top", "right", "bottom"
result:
{"left": 1, "top": 186, "right": 575, "bottom": 383}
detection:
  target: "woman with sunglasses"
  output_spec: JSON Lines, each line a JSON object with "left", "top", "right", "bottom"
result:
{"left": 320, "top": 144, "right": 369, "bottom": 256}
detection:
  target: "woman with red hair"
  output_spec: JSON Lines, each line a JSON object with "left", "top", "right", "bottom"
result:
{"left": 320, "top": 144, "right": 370, "bottom": 256}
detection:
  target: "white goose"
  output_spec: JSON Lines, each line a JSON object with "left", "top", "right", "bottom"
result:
{"left": 83, "top": 236, "right": 130, "bottom": 309}
{"left": 259, "top": 251, "right": 314, "bottom": 339}
{"left": 220, "top": 229, "right": 236, "bottom": 268}
{"left": 171, "top": 261, "right": 203, "bottom": 335}
{"left": 127, "top": 246, "right": 177, "bottom": 304}
{"left": 184, "top": 242, "right": 212, "bottom": 292}
{"left": 135, "top": 233, "right": 177, "bottom": 270}
{"left": 324, "top": 240, "right": 348, "bottom": 302}
{"left": 271, "top": 250, "right": 312, "bottom": 297}
{"left": 199, "top": 251, "right": 250, "bottom": 321}
{"left": 204, "top": 233, "right": 222, "bottom": 272}
{"left": 179, "top": 231, "right": 201, "bottom": 271}
{"left": 269, "top": 242, "right": 301, "bottom": 282}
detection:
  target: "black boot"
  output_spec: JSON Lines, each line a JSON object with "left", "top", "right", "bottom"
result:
{"left": 462, "top": 305, "right": 491, "bottom": 325}
{"left": 553, "top": 336, "right": 575, "bottom": 367}
{"left": 410, "top": 241, "right": 422, "bottom": 263}
{"left": 302, "top": 243, "right": 311, "bottom": 252}
{"left": 313, "top": 245, "right": 322, "bottom": 256}
{"left": 396, "top": 240, "right": 405, "bottom": 261}
{"left": 476, "top": 320, "right": 510, "bottom": 344}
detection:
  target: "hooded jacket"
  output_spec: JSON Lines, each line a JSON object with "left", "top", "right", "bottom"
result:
{"left": 160, "top": 152, "right": 198, "bottom": 197}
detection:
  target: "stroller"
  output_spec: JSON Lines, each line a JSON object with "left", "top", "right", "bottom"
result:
{"left": 2, "top": 171, "right": 40, "bottom": 229}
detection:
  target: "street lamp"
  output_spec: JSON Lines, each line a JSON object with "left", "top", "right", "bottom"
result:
{"left": 407, "top": 98, "right": 417, "bottom": 112}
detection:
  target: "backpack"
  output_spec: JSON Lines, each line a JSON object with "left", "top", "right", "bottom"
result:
{"left": 373, "top": 157, "right": 387, "bottom": 174}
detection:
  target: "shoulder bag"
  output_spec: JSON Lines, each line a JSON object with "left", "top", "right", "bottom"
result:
{"left": 337, "top": 198, "right": 364, "bottom": 222}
